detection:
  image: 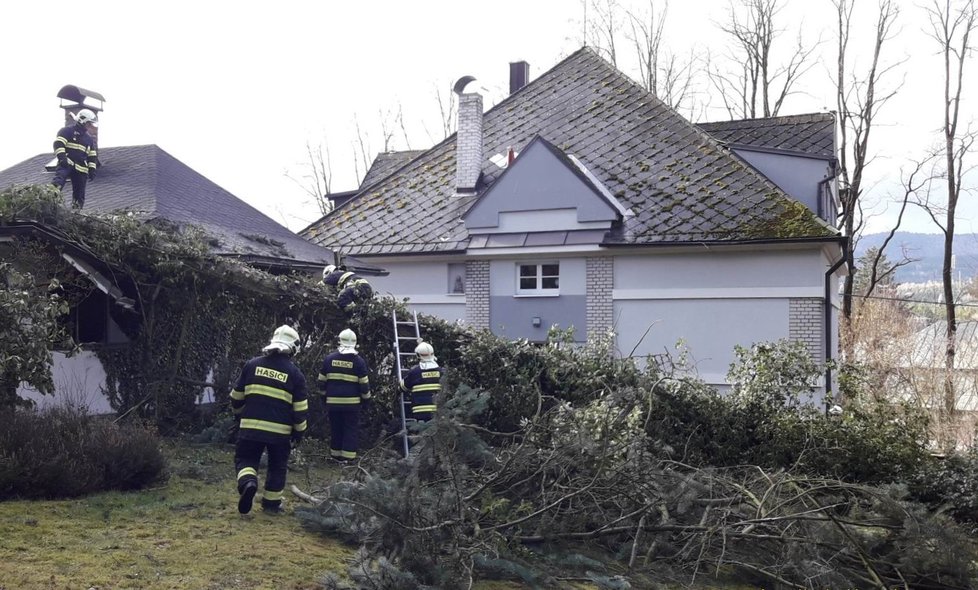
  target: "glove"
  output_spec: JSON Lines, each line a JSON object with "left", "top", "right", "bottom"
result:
{"left": 57, "top": 155, "right": 67, "bottom": 167}
{"left": 88, "top": 169, "right": 96, "bottom": 181}
{"left": 361, "top": 397, "right": 372, "bottom": 411}
{"left": 290, "top": 430, "right": 304, "bottom": 449}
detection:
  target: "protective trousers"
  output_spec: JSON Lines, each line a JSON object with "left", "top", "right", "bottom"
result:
{"left": 327, "top": 406, "right": 361, "bottom": 462}
{"left": 234, "top": 439, "right": 290, "bottom": 509}
{"left": 51, "top": 166, "right": 88, "bottom": 208}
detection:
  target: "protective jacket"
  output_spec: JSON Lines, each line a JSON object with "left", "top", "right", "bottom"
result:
{"left": 53, "top": 123, "right": 98, "bottom": 175}
{"left": 318, "top": 351, "right": 371, "bottom": 408}
{"left": 400, "top": 365, "right": 442, "bottom": 419}
{"left": 338, "top": 279, "right": 373, "bottom": 312}
{"left": 231, "top": 352, "right": 308, "bottom": 444}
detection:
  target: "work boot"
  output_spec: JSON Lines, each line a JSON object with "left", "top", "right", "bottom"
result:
{"left": 262, "top": 503, "right": 285, "bottom": 515}
{"left": 238, "top": 480, "right": 257, "bottom": 514}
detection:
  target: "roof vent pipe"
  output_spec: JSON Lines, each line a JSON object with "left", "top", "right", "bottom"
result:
{"left": 454, "top": 76, "right": 483, "bottom": 196}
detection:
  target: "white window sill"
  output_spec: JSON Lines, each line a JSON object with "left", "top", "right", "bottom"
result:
{"left": 514, "top": 292, "right": 560, "bottom": 298}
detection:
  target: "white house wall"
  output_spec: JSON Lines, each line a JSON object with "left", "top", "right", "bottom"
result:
{"left": 613, "top": 248, "right": 829, "bottom": 390}
{"left": 360, "top": 247, "right": 835, "bottom": 399}
{"left": 366, "top": 259, "right": 467, "bottom": 323}
{"left": 489, "top": 258, "right": 587, "bottom": 341}
{"left": 16, "top": 350, "right": 112, "bottom": 413}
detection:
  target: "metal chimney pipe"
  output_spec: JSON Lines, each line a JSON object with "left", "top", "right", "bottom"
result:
{"left": 509, "top": 61, "right": 529, "bottom": 94}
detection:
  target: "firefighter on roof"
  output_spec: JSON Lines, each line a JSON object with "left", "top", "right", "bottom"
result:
{"left": 400, "top": 341, "right": 442, "bottom": 422}
{"left": 318, "top": 328, "right": 371, "bottom": 463}
{"left": 230, "top": 325, "right": 308, "bottom": 514}
{"left": 52, "top": 108, "right": 99, "bottom": 209}
{"left": 321, "top": 264, "right": 374, "bottom": 314}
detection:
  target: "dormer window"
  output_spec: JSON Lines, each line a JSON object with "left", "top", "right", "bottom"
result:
{"left": 516, "top": 262, "right": 559, "bottom": 296}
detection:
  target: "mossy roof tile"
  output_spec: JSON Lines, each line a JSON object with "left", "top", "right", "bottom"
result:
{"left": 301, "top": 48, "right": 836, "bottom": 254}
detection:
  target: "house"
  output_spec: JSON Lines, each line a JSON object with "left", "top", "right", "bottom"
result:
{"left": 0, "top": 91, "right": 371, "bottom": 409}
{"left": 301, "top": 48, "right": 845, "bottom": 400}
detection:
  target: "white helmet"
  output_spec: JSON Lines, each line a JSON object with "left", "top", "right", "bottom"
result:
{"left": 415, "top": 341, "right": 435, "bottom": 360}
{"left": 263, "top": 325, "right": 300, "bottom": 354}
{"left": 322, "top": 264, "right": 336, "bottom": 282}
{"left": 338, "top": 328, "right": 358, "bottom": 352}
{"left": 73, "top": 109, "right": 98, "bottom": 126}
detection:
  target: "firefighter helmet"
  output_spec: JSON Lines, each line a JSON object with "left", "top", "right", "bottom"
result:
{"left": 415, "top": 341, "right": 435, "bottom": 360}
{"left": 73, "top": 109, "right": 98, "bottom": 125}
{"left": 322, "top": 264, "right": 336, "bottom": 282}
{"left": 338, "top": 328, "right": 358, "bottom": 351}
{"left": 263, "top": 325, "right": 300, "bottom": 354}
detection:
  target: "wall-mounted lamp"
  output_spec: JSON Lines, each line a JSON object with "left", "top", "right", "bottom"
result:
{"left": 531, "top": 316, "right": 542, "bottom": 327}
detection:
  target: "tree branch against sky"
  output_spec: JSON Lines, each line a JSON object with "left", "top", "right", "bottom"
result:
{"left": 922, "top": 0, "right": 977, "bottom": 449}
{"left": 709, "top": 0, "right": 821, "bottom": 118}
{"left": 834, "top": 0, "right": 903, "bottom": 335}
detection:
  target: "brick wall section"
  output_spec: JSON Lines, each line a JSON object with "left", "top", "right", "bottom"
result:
{"left": 586, "top": 256, "right": 614, "bottom": 341}
{"left": 789, "top": 298, "right": 823, "bottom": 364}
{"left": 455, "top": 93, "right": 483, "bottom": 192}
{"left": 465, "top": 260, "right": 490, "bottom": 329}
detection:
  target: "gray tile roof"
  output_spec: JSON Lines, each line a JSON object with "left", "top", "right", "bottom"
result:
{"left": 360, "top": 150, "right": 426, "bottom": 189}
{"left": 301, "top": 48, "right": 837, "bottom": 256}
{"left": 0, "top": 145, "right": 336, "bottom": 266}
{"left": 698, "top": 113, "right": 836, "bottom": 159}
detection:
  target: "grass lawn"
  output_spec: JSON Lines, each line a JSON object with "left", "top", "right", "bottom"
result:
{"left": 0, "top": 438, "right": 758, "bottom": 590}
{"left": 0, "top": 439, "right": 354, "bottom": 590}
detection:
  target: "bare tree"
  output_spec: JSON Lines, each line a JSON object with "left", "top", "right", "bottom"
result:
{"left": 834, "top": 0, "right": 903, "bottom": 333}
{"left": 709, "top": 0, "right": 820, "bottom": 118}
{"left": 422, "top": 84, "right": 458, "bottom": 144}
{"left": 624, "top": 0, "right": 697, "bottom": 110}
{"left": 923, "top": 0, "right": 978, "bottom": 443}
{"left": 285, "top": 140, "right": 334, "bottom": 217}
{"left": 583, "top": 0, "right": 621, "bottom": 66}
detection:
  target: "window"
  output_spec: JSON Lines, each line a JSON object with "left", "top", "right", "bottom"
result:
{"left": 448, "top": 263, "right": 466, "bottom": 294}
{"left": 516, "top": 262, "right": 559, "bottom": 295}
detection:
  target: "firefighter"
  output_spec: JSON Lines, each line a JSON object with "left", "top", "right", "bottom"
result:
{"left": 319, "top": 328, "right": 371, "bottom": 463}
{"left": 399, "top": 341, "right": 442, "bottom": 422}
{"left": 52, "top": 108, "right": 99, "bottom": 209}
{"left": 230, "top": 325, "right": 307, "bottom": 514}
{"left": 321, "top": 264, "right": 374, "bottom": 314}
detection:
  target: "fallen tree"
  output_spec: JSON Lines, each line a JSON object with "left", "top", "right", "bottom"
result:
{"left": 295, "top": 384, "right": 977, "bottom": 589}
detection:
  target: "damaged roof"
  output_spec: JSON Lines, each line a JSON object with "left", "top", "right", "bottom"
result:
{"left": 301, "top": 48, "right": 837, "bottom": 256}
{"left": 0, "top": 145, "right": 337, "bottom": 268}
{"left": 697, "top": 113, "right": 836, "bottom": 159}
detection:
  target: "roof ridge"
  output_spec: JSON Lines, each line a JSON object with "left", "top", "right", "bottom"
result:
{"left": 699, "top": 112, "right": 836, "bottom": 126}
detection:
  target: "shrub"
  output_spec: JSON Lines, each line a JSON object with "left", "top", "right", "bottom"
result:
{"left": 908, "top": 445, "right": 978, "bottom": 531}
{"left": 0, "top": 405, "right": 167, "bottom": 499}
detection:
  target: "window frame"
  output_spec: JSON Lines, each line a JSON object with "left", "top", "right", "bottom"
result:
{"left": 515, "top": 261, "right": 560, "bottom": 297}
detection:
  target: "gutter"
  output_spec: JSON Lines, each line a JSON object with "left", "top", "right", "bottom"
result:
{"left": 601, "top": 235, "right": 843, "bottom": 249}
{"left": 823, "top": 235, "right": 849, "bottom": 410}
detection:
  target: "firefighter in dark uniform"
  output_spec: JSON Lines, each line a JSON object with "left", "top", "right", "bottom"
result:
{"left": 52, "top": 108, "right": 99, "bottom": 209}
{"left": 321, "top": 265, "right": 373, "bottom": 314}
{"left": 318, "top": 328, "right": 371, "bottom": 463}
{"left": 230, "top": 325, "right": 307, "bottom": 514}
{"left": 400, "top": 341, "right": 442, "bottom": 422}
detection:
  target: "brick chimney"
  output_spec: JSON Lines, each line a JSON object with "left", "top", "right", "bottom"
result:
{"left": 454, "top": 76, "right": 483, "bottom": 195}
{"left": 509, "top": 61, "right": 529, "bottom": 94}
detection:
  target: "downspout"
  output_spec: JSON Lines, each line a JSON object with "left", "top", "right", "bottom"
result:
{"left": 824, "top": 236, "right": 848, "bottom": 412}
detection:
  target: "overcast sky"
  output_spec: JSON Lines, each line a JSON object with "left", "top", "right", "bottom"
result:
{"left": 1, "top": 0, "right": 975, "bottom": 237}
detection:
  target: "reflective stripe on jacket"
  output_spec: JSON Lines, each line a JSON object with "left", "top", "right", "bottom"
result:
{"left": 318, "top": 351, "right": 371, "bottom": 407}
{"left": 400, "top": 365, "right": 442, "bottom": 416}
{"left": 231, "top": 352, "right": 308, "bottom": 443}
{"left": 54, "top": 124, "right": 98, "bottom": 175}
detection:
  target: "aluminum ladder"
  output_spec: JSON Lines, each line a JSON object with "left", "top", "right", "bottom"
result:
{"left": 391, "top": 308, "right": 421, "bottom": 457}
